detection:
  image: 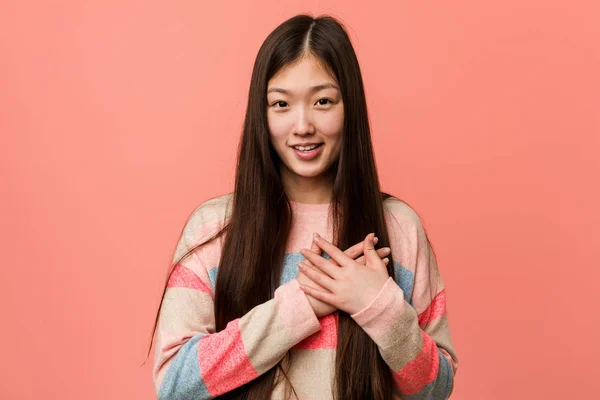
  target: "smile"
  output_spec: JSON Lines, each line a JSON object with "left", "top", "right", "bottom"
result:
{"left": 291, "top": 143, "right": 324, "bottom": 160}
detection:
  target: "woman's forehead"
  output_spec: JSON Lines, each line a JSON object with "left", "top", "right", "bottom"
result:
{"left": 267, "top": 56, "right": 338, "bottom": 93}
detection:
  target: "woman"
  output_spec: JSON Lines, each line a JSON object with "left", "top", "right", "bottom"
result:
{"left": 148, "top": 14, "right": 459, "bottom": 400}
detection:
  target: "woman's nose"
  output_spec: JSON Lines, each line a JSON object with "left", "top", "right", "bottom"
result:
{"left": 293, "top": 108, "right": 315, "bottom": 135}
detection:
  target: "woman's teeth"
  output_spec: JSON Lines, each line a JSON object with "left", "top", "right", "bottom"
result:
{"left": 294, "top": 144, "right": 322, "bottom": 151}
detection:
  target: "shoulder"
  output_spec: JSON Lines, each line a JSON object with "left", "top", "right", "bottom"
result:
{"left": 381, "top": 196, "right": 437, "bottom": 295}
{"left": 382, "top": 195, "right": 425, "bottom": 231}
{"left": 381, "top": 195, "right": 430, "bottom": 263}
{"left": 173, "top": 192, "right": 233, "bottom": 262}
{"left": 187, "top": 192, "right": 234, "bottom": 224}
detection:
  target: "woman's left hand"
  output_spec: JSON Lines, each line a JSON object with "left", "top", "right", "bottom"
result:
{"left": 298, "top": 233, "right": 390, "bottom": 315}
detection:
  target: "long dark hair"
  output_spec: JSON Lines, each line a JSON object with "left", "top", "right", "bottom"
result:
{"left": 144, "top": 14, "right": 438, "bottom": 400}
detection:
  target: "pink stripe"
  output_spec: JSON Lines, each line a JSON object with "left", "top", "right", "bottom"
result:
{"left": 167, "top": 264, "right": 213, "bottom": 297}
{"left": 295, "top": 314, "right": 338, "bottom": 349}
{"left": 393, "top": 331, "right": 439, "bottom": 394}
{"left": 418, "top": 289, "right": 446, "bottom": 326}
{"left": 198, "top": 319, "right": 259, "bottom": 396}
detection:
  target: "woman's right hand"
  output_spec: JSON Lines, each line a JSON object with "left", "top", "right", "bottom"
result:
{"left": 297, "top": 234, "right": 391, "bottom": 317}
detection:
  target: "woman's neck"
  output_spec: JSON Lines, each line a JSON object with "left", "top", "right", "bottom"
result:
{"left": 281, "top": 167, "right": 334, "bottom": 204}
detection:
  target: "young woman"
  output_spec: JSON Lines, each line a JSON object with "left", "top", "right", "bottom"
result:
{"left": 148, "top": 14, "right": 459, "bottom": 400}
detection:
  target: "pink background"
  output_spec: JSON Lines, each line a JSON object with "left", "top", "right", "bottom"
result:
{"left": 1, "top": 1, "right": 598, "bottom": 399}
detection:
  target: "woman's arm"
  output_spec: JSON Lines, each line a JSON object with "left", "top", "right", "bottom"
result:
{"left": 153, "top": 211, "right": 321, "bottom": 399}
{"left": 350, "top": 213, "right": 459, "bottom": 399}
{"left": 351, "top": 279, "right": 457, "bottom": 399}
{"left": 298, "top": 203, "right": 459, "bottom": 399}
{"left": 153, "top": 255, "right": 321, "bottom": 399}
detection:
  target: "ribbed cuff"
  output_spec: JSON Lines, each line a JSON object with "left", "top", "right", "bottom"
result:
{"left": 350, "top": 277, "right": 407, "bottom": 340}
{"left": 275, "top": 279, "right": 322, "bottom": 342}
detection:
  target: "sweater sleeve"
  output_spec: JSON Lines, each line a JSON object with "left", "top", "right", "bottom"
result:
{"left": 350, "top": 210, "right": 459, "bottom": 399}
{"left": 152, "top": 217, "right": 321, "bottom": 399}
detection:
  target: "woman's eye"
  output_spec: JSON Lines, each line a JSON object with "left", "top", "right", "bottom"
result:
{"left": 316, "top": 98, "right": 333, "bottom": 106}
{"left": 273, "top": 101, "right": 288, "bottom": 108}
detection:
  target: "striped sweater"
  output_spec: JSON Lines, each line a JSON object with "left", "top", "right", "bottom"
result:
{"left": 153, "top": 193, "right": 459, "bottom": 399}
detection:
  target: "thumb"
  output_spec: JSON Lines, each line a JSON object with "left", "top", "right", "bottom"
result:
{"left": 364, "top": 233, "right": 378, "bottom": 263}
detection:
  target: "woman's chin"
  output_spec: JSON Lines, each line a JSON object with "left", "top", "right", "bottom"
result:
{"left": 290, "top": 165, "right": 327, "bottom": 179}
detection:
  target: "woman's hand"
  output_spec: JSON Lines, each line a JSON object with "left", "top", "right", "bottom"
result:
{"left": 296, "top": 237, "right": 337, "bottom": 317}
{"left": 297, "top": 233, "right": 391, "bottom": 317}
{"left": 296, "top": 234, "right": 391, "bottom": 317}
{"left": 298, "top": 233, "right": 390, "bottom": 315}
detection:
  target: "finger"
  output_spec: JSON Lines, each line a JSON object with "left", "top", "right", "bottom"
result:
{"left": 310, "top": 233, "right": 321, "bottom": 254}
{"left": 342, "top": 240, "right": 364, "bottom": 259}
{"left": 378, "top": 247, "right": 391, "bottom": 259}
{"left": 312, "top": 235, "right": 354, "bottom": 268}
{"left": 364, "top": 233, "right": 381, "bottom": 265}
{"left": 300, "top": 248, "right": 341, "bottom": 279}
{"left": 299, "top": 235, "right": 321, "bottom": 269}
{"left": 356, "top": 247, "right": 390, "bottom": 265}
{"left": 343, "top": 236, "right": 378, "bottom": 259}
{"left": 299, "top": 283, "right": 336, "bottom": 306}
{"left": 297, "top": 270, "right": 327, "bottom": 291}
{"left": 298, "top": 261, "right": 336, "bottom": 291}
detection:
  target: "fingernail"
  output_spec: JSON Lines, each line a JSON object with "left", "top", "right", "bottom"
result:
{"left": 383, "top": 258, "right": 389, "bottom": 264}
{"left": 370, "top": 233, "right": 375, "bottom": 241}
{"left": 383, "top": 247, "right": 391, "bottom": 254}
{"left": 373, "top": 237, "right": 379, "bottom": 244}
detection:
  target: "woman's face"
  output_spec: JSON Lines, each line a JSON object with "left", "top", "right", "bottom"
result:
{"left": 266, "top": 54, "right": 344, "bottom": 183}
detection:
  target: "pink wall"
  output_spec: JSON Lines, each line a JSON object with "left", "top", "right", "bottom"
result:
{"left": 1, "top": 1, "right": 598, "bottom": 398}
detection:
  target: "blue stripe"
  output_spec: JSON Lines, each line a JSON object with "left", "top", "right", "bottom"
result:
{"left": 208, "top": 252, "right": 334, "bottom": 288}
{"left": 401, "top": 350, "right": 453, "bottom": 400}
{"left": 209, "top": 254, "right": 415, "bottom": 305}
{"left": 393, "top": 260, "right": 414, "bottom": 305}
{"left": 279, "top": 251, "right": 333, "bottom": 285}
{"left": 282, "top": 253, "right": 414, "bottom": 302}
{"left": 158, "top": 334, "right": 210, "bottom": 400}
{"left": 280, "top": 252, "right": 303, "bottom": 285}
{"left": 207, "top": 267, "right": 218, "bottom": 290}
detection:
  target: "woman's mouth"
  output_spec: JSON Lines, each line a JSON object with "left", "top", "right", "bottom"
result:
{"left": 291, "top": 143, "right": 324, "bottom": 160}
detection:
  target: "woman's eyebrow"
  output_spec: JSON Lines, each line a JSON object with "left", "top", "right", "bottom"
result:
{"left": 267, "top": 83, "right": 340, "bottom": 94}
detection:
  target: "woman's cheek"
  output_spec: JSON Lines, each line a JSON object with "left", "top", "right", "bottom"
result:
{"left": 267, "top": 123, "right": 284, "bottom": 140}
{"left": 267, "top": 115, "right": 292, "bottom": 138}
{"left": 317, "top": 112, "right": 344, "bottom": 137}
